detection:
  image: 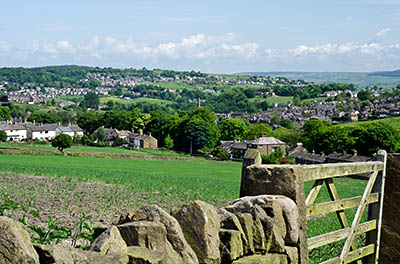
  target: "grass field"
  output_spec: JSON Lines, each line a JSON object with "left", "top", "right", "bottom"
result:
{"left": 142, "top": 81, "right": 195, "bottom": 90}
{"left": 337, "top": 116, "right": 400, "bottom": 131}
{"left": 0, "top": 142, "right": 191, "bottom": 157}
{"left": 265, "top": 96, "right": 293, "bottom": 104}
{"left": 0, "top": 154, "right": 241, "bottom": 204}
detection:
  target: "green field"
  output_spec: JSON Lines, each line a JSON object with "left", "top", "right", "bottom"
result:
{"left": 0, "top": 142, "right": 191, "bottom": 157}
{"left": 265, "top": 96, "right": 293, "bottom": 104}
{"left": 143, "top": 81, "right": 195, "bottom": 90}
{"left": 337, "top": 116, "right": 400, "bottom": 131}
{"left": 0, "top": 154, "right": 241, "bottom": 204}
{"left": 130, "top": 97, "right": 173, "bottom": 105}
{"left": 302, "top": 97, "right": 328, "bottom": 103}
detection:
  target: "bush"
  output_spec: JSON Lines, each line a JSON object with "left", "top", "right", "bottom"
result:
{"left": 52, "top": 134, "right": 72, "bottom": 153}
{"left": 261, "top": 149, "right": 293, "bottom": 164}
{"left": 0, "top": 130, "right": 7, "bottom": 142}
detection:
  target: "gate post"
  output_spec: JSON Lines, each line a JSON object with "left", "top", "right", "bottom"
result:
{"left": 378, "top": 152, "right": 400, "bottom": 264}
{"left": 366, "top": 150, "right": 387, "bottom": 264}
{"left": 240, "top": 163, "right": 308, "bottom": 264}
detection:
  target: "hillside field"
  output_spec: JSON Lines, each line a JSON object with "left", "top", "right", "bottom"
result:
{"left": 337, "top": 116, "right": 400, "bottom": 131}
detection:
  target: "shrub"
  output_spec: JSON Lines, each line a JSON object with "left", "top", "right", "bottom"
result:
{"left": 52, "top": 134, "right": 72, "bottom": 153}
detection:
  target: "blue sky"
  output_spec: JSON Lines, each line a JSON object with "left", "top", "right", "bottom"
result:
{"left": 1, "top": 0, "right": 399, "bottom": 73}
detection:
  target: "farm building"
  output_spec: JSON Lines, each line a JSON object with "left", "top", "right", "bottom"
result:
{"left": 126, "top": 131, "right": 158, "bottom": 149}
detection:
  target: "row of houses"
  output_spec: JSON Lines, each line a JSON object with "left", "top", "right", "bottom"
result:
{"left": 93, "top": 127, "right": 158, "bottom": 149}
{"left": 0, "top": 123, "right": 83, "bottom": 141}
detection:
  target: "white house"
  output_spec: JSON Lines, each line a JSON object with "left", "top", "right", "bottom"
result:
{"left": 56, "top": 126, "right": 75, "bottom": 137}
{"left": 0, "top": 124, "right": 27, "bottom": 141}
{"left": 26, "top": 124, "right": 59, "bottom": 141}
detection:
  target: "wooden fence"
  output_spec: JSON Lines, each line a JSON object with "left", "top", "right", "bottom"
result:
{"left": 303, "top": 150, "right": 387, "bottom": 264}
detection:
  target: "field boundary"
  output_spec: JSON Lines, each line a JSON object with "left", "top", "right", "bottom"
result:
{"left": 0, "top": 147, "right": 201, "bottom": 161}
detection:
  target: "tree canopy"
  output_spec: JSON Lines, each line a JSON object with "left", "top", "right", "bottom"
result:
{"left": 51, "top": 134, "right": 72, "bottom": 153}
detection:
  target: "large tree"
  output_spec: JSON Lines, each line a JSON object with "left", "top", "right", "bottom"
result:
{"left": 246, "top": 123, "right": 272, "bottom": 140}
{"left": 301, "top": 120, "right": 332, "bottom": 153}
{"left": 174, "top": 107, "right": 219, "bottom": 153}
{"left": 0, "top": 106, "right": 11, "bottom": 121}
{"left": 219, "top": 118, "right": 247, "bottom": 141}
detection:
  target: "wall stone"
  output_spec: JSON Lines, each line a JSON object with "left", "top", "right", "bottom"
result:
{"left": 240, "top": 164, "right": 307, "bottom": 264}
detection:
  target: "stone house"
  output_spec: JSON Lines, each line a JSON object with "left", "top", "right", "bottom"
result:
{"left": 247, "top": 136, "right": 286, "bottom": 156}
{"left": 126, "top": 131, "right": 158, "bottom": 149}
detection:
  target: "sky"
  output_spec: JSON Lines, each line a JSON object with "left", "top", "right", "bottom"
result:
{"left": 1, "top": 0, "right": 400, "bottom": 73}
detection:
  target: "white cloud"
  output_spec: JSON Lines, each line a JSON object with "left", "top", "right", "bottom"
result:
{"left": 0, "top": 34, "right": 400, "bottom": 72}
{"left": 376, "top": 27, "right": 391, "bottom": 38}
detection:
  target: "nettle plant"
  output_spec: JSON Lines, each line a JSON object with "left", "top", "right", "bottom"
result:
{"left": 0, "top": 194, "right": 97, "bottom": 248}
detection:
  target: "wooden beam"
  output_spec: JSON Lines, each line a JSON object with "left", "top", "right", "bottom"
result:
{"left": 305, "top": 179, "right": 324, "bottom": 207}
{"left": 320, "top": 244, "right": 375, "bottom": 264}
{"left": 339, "top": 170, "right": 378, "bottom": 264}
{"left": 306, "top": 193, "right": 379, "bottom": 218}
{"left": 302, "top": 162, "right": 384, "bottom": 182}
{"left": 308, "top": 220, "right": 376, "bottom": 250}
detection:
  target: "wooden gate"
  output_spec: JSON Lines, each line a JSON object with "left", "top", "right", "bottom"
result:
{"left": 303, "top": 150, "right": 387, "bottom": 264}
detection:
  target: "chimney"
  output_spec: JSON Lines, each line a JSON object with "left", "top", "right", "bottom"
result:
{"left": 140, "top": 129, "right": 143, "bottom": 135}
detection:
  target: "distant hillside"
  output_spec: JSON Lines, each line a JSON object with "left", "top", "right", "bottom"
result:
{"left": 237, "top": 71, "right": 400, "bottom": 88}
{"left": 368, "top": 69, "right": 400, "bottom": 77}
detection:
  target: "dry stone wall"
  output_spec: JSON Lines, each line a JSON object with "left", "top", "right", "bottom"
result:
{"left": 0, "top": 196, "right": 300, "bottom": 264}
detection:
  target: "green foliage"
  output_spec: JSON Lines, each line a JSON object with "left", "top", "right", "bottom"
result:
{"left": 112, "top": 135, "right": 125, "bottom": 147}
{"left": 357, "top": 90, "right": 373, "bottom": 101}
{"left": 174, "top": 107, "right": 219, "bottom": 153}
{"left": 164, "top": 134, "right": 174, "bottom": 150}
{"left": 246, "top": 123, "right": 272, "bottom": 140}
{"left": 211, "top": 146, "right": 230, "bottom": 160}
{"left": 80, "top": 135, "right": 93, "bottom": 146}
{"left": 27, "top": 111, "right": 60, "bottom": 124}
{"left": 51, "top": 134, "right": 73, "bottom": 153}
{"left": 95, "top": 127, "right": 106, "bottom": 142}
{"left": 302, "top": 120, "right": 332, "bottom": 152}
{"left": 350, "top": 122, "right": 400, "bottom": 155}
{"left": 302, "top": 120, "right": 400, "bottom": 155}
{"left": 272, "top": 127, "right": 301, "bottom": 147}
{"left": 77, "top": 112, "right": 102, "bottom": 134}
{"left": 205, "top": 88, "right": 252, "bottom": 113}
{"left": 280, "top": 119, "right": 294, "bottom": 129}
{"left": 261, "top": 149, "right": 292, "bottom": 164}
{"left": 82, "top": 92, "right": 100, "bottom": 110}
{"left": 30, "top": 216, "right": 72, "bottom": 245}
{"left": 0, "top": 106, "right": 11, "bottom": 120}
{"left": 219, "top": 118, "right": 247, "bottom": 140}
{"left": 0, "top": 130, "right": 7, "bottom": 142}
{"left": 0, "top": 194, "right": 98, "bottom": 246}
